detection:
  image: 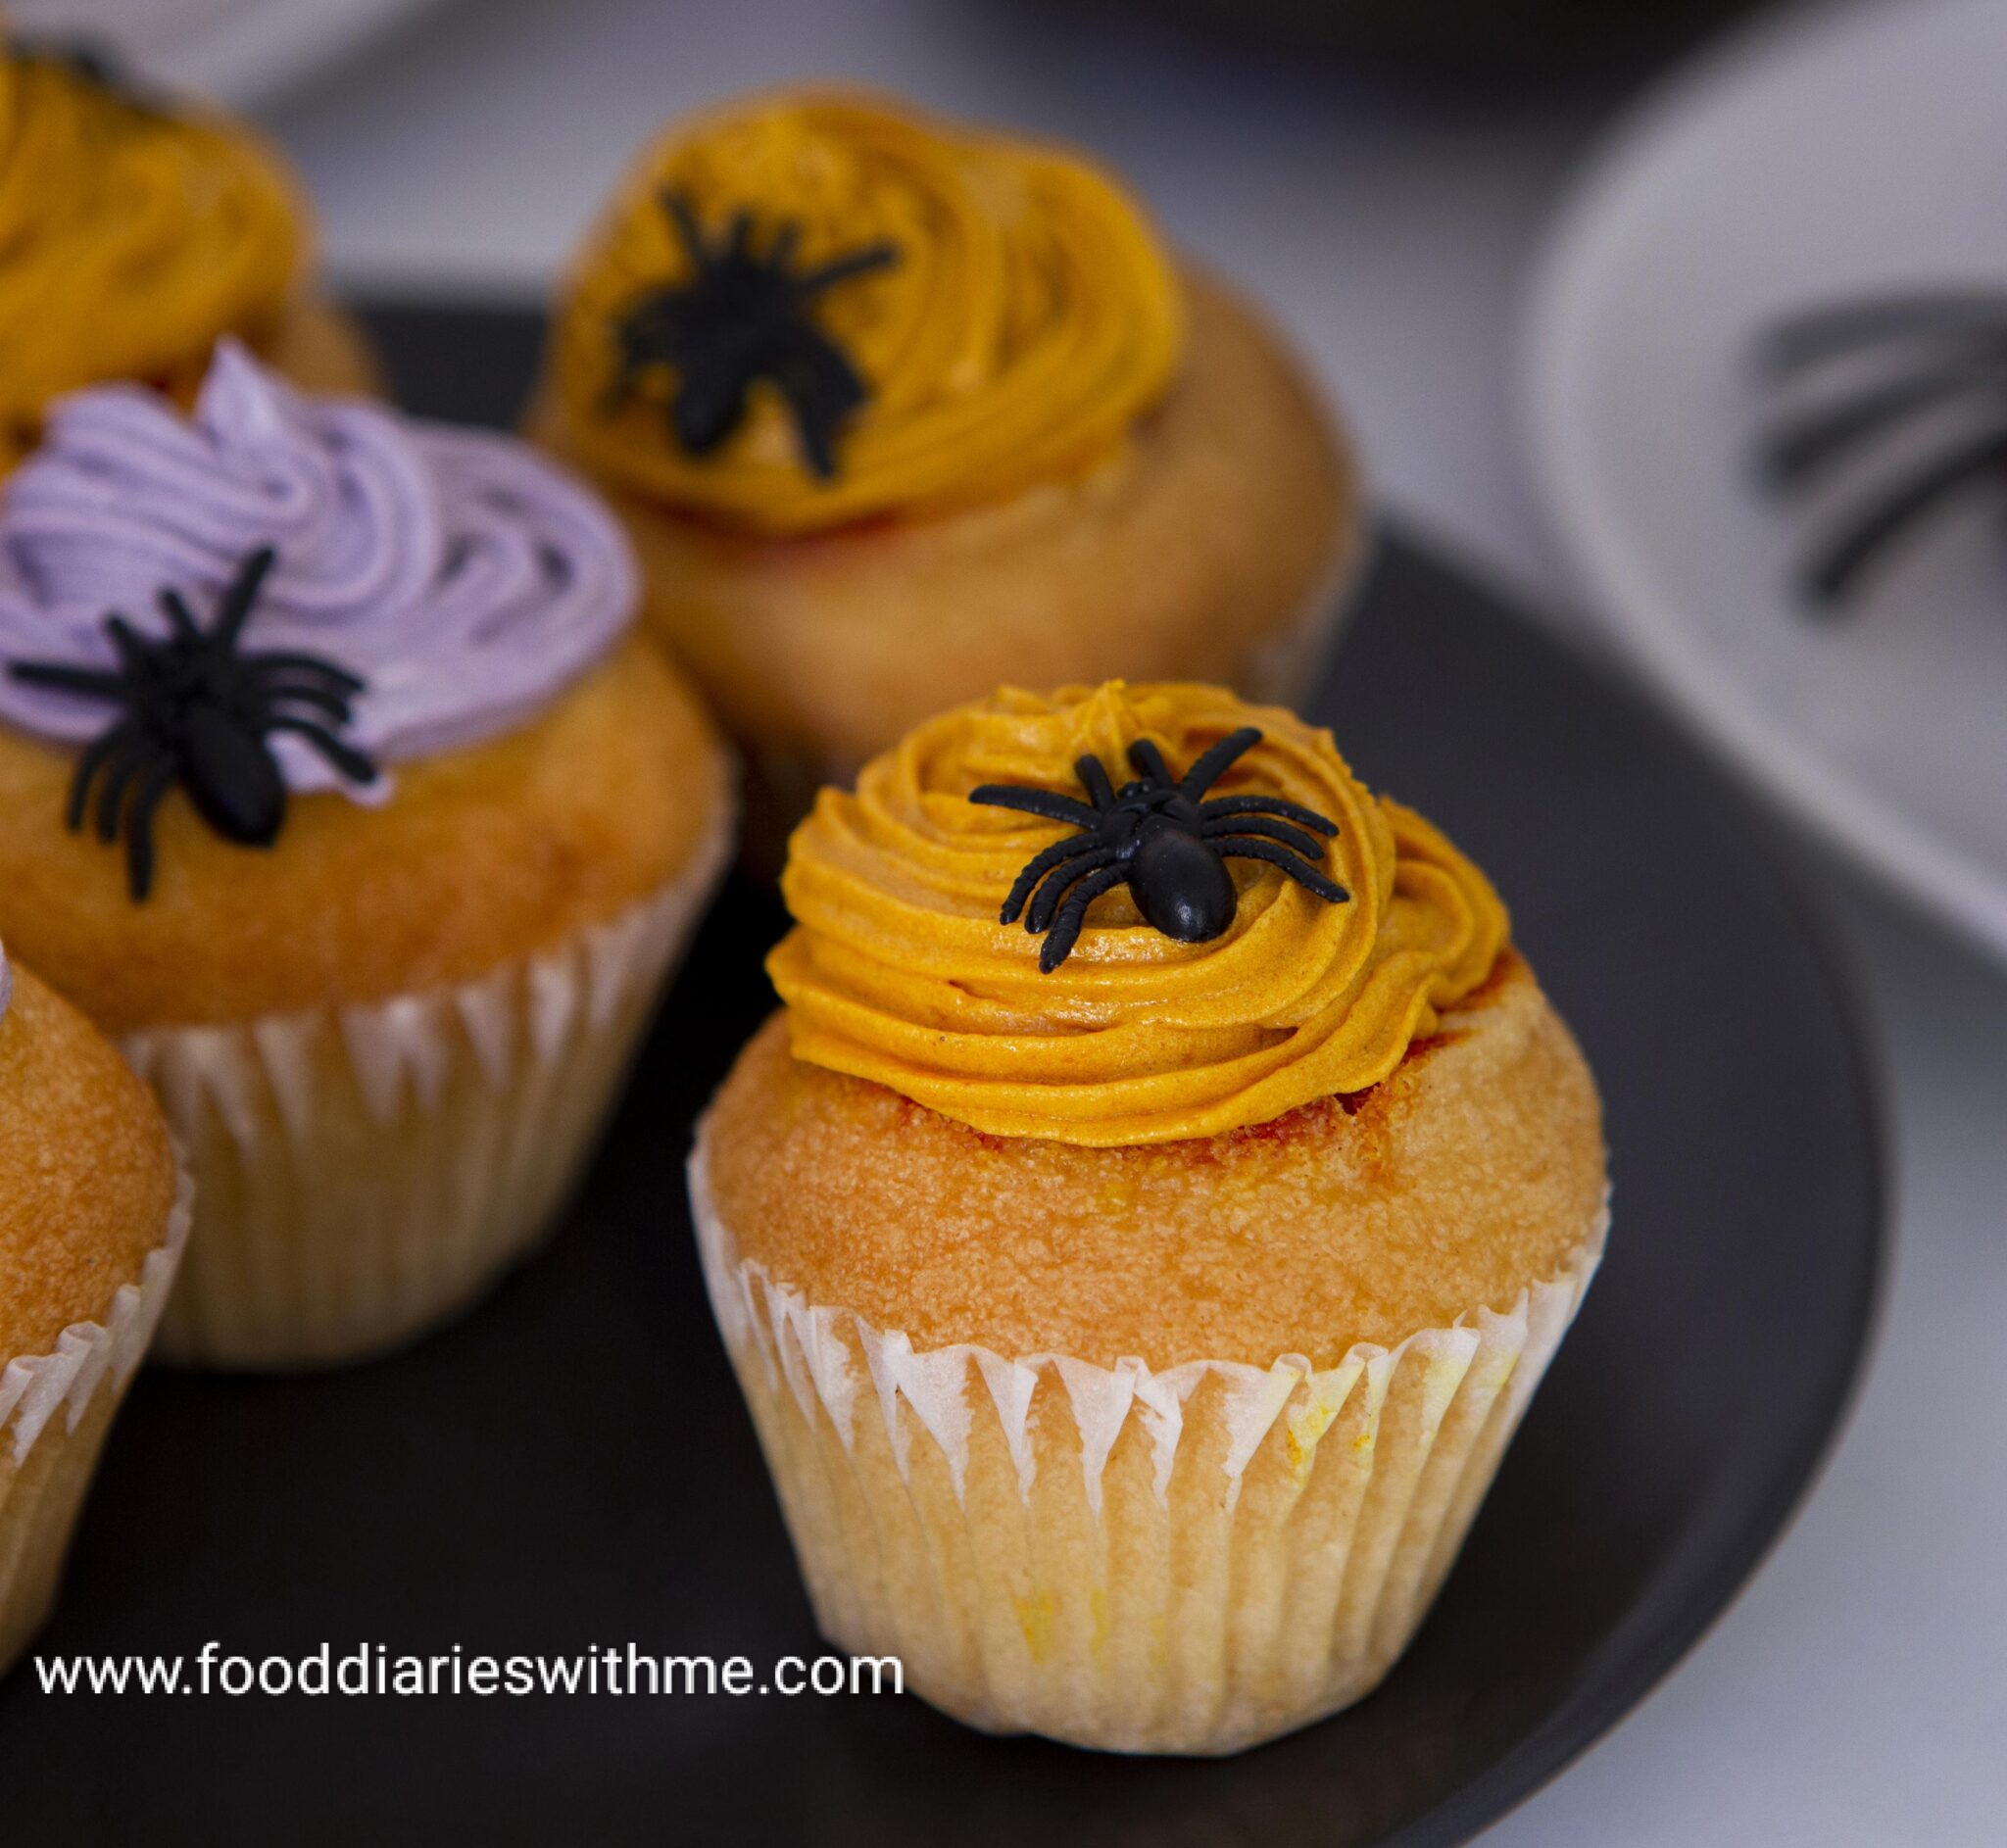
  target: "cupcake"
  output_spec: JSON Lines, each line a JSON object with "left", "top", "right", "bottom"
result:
{"left": 0, "top": 342, "right": 733, "bottom": 1370}
{"left": 693, "top": 681, "right": 1605, "bottom": 1754}
{"left": 0, "top": 33, "right": 376, "bottom": 473}
{"left": 1, "top": 943, "right": 190, "bottom": 1673}
{"left": 532, "top": 91, "right": 1360, "bottom": 857}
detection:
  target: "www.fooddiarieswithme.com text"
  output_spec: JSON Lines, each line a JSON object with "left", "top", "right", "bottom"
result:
{"left": 31, "top": 1644, "right": 903, "bottom": 1699}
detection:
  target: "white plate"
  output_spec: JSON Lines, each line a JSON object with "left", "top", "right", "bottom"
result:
{"left": 6, "top": 0, "right": 443, "bottom": 106}
{"left": 1526, "top": 0, "right": 2007, "bottom": 966}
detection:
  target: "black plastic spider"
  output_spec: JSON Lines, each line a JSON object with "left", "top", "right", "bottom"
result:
{"left": 1756, "top": 288, "right": 2007, "bottom": 605}
{"left": 606, "top": 189, "right": 900, "bottom": 480}
{"left": 969, "top": 726, "right": 1349, "bottom": 972}
{"left": 7, "top": 546, "right": 376, "bottom": 901}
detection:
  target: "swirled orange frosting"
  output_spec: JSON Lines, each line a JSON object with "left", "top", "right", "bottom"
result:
{"left": 551, "top": 91, "right": 1185, "bottom": 535}
{"left": 0, "top": 46, "right": 303, "bottom": 467}
{"left": 769, "top": 683, "right": 1509, "bottom": 1145}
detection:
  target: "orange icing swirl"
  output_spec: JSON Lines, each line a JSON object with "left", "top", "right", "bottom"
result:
{"left": 0, "top": 47, "right": 303, "bottom": 467}
{"left": 551, "top": 91, "right": 1185, "bottom": 535}
{"left": 769, "top": 683, "right": 1509, "bottom": 1145}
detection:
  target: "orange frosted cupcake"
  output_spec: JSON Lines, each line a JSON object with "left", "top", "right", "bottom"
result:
{"left": 0, "top": 34, "right": 376, "bottom": 473}
{"left": 533, "top": 92, "right": 1360, "bottom": 857}
{"left": 693, "top": 681, "right": 1605, "bottom": 1753}
{"left": 2, "top": 945, "right": 189, "bottom": 1674}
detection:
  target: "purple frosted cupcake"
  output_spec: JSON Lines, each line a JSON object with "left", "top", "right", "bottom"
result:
{"left": 0, "top": 343, "right": 734, "bottom": 1368}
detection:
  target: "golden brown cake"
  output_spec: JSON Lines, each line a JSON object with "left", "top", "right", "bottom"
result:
{"left": 0, "top": 346, "right": 732, "bottom": 1369}
{"left": 0, "top": 952, "right": 189, "bottom": 1675}
{"left": 532, "top": 92, "right": 1360, "bottom": 859}
{"left": 693, "top": 681, "right": 1606, "bottom": 1753}
{"left": 0, "top": 36, "right": 376, "bottom": 473}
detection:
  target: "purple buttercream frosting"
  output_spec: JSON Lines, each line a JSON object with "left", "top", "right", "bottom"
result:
{"left": 0, "top": 340, "right": 635, "bottom": 799}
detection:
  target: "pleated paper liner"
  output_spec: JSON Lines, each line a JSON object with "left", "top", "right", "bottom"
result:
{"left": 130, "top": 802, "right": 732, "bottom": 1371}
{"left": 0, "top": 1163, "right": 193, "bottom": 1673}
{"left": 692, "top": 1143, "right": 1604, "bottom": 1755}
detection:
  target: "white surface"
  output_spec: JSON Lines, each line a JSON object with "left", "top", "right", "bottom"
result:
{"left": 258, "top": 1, "right": 2007, "bottom": 1840}
{"left": 1529, "top": 0, "right": 2007, "bottom": 970}
{"left": 8, "top": 0, "right": 444, "bottom": 105}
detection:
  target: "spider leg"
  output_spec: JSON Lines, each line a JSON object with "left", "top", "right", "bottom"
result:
{"left": 606, "top": 292, "right": 695, "bottom": 409}
{"left": 1196, "top": 794, "right": 1338, "bottom": 836}
{"left": 766, "top": 220, "right": 803, "bottom": 271}
{"left": 1800, "top": 421, "right": 2007, "bottom": 604}
{"left": 1760, "top": 293, "right": 2007, "bottom": 375}
{"left": 793, "top": 241, "right": 900, "bottom": 297}
{"left": 1027, "top": 847, "right": 1123, "bottom": 935}
{"left": 1177, "top": 726, "right": 1262, "bottom": 800}
{"left": 244, "top": 652, "right": 367, "bottom": 695}
{"left": 968, "top": 784, "right": 1101, "bottom": 828}
{"left": 7, "top": 659, "right": 132, "bottom": 700}
{"left": 268, "top": 717, "right": 380, "bottom": 788}
{"left": 771, "top": 325, "right": 869, "bottom": 479}
{"left": 95, "top": 732, "right": 167, "bottom": 843}
{"left": 780, "top": 381, "right": 854, "bottom": 481}
{"left": 1038, "top": 863, "right": 1131, "bottom": 973}
{"left": 1200, "top": 813, "right": 1328, "bottom": 859}
{"left": 1000, "top": 835, "right": 1107, "bottom": 925}
{"left": 122, "top": 757, "right": 178, "bottom": 903}
{"left": 1126, "top": 737, "right": 1173, "bottom": 788}
{"left": 791, "top": 401, "right": 839, "bottom": 480}
{"left": 600, "top": 363, "right": 638, "bottom": 414}
{"left": 1215, "top": 838, "right": 1349, "bottom": 905}
{"left": 661, "top": 189, "right": 712, "bottom": 272}
{"left": 1074, "top": 754, "right": 1116, "bottom": 811}
{"left": 158, "top": 586, "right": 202, "bottom": 643}
{"left": 1760, "top": 359, "right": 2007, "bottom": 487}
{"left": 63, "top": 721, "right": 140, "bottom": 832}
{"left": 106, "top": 617, "right": 152, "bottom": 675}
{"left": 261, "top": 682, "right": 357, "bottom": 723}
{"left": 724, "top": 208, "right": 755, "bottom": 260}
{"left": 211, "top": 546, "right": 278, "bottom": 650}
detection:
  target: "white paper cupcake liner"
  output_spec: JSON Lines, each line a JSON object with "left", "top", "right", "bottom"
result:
{"left": 129, "top": 802, "right": 732, "bottom": 1370}
{"left": 690, "top": 1141, "right": 1604, "bottom": 1754}
{"left": 0, "top": 1160, "right": 193, "bottom": 1671}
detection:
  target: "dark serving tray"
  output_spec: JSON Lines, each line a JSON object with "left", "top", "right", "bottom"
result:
{"left": 0, "top": 306, "right": 1884, "bottom": 1847}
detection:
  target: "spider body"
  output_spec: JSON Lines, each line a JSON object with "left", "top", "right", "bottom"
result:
{"left": 609, "top": 190, "right": 899, "bottom": 479}
{"left": 1127, "top": 805, "right": 1238, "bottom": 942}
{"left": 1757, "top": 288, "right": 2007, "bottom": 605}
{"left": 8, "top": 546, "right": 376, "bottom": 900}
{"left": 971, "top": 726, "right": 1348, "bottom": 972}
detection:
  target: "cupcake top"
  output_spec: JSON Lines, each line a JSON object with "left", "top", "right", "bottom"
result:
{"left": 0, "top": 40, "right": 303, "bottom": 466}
{"left": 0, "top": 937, "right": 10, "bottom": 1026}
{"left": 769, "top": 682, "right": 1508, "bottom": 1145}
{"left": 0, "top": 342, "right": 635, "bottom": 897}
{"left": 551, "top": 89, "right": 1185, "bottom": 534}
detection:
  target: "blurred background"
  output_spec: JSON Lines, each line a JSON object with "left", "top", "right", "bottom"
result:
{"left": 16, "top": 0, "right": 1744, "bottom": 594}
{"left": 19, "top": 0, "right": 2005, "bottom": 1839}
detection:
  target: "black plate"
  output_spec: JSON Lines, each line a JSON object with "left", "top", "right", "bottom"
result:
{"left": 0, "top": 308, "right": 1884, "bottom": 1847}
